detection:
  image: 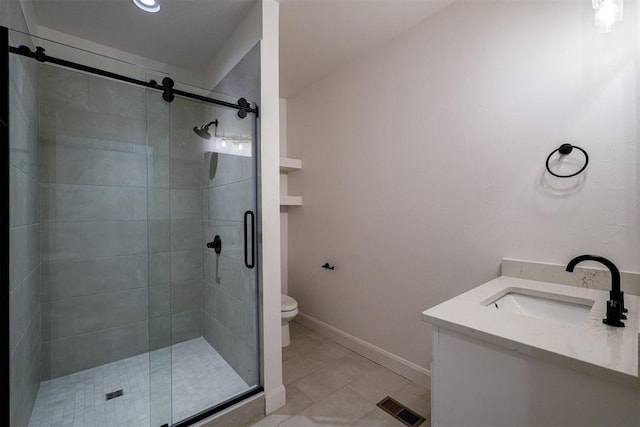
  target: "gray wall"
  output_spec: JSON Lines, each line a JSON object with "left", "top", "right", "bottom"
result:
{"left": 149, "top": 95, "right": 207, "bottom": 348}
{"left": 202, "top": 152, "right": 258, "bottom": 386}
{"left": 0, "top": 0, "right": 29, "bottom": 33}
{"left": 9, "top": 48, "right": 256, "bottom": 423}
{"left": 38, "top": 67, "right": 208, "bottom": 378}
{"left": 202, "top": 43, "right": 260, "bottom": 386}
{"left": 285, "top": 1, "right": 639, "bottom": 369}
{"left": 39, "top": 66, "right": 151, "bottom": 379}
{"left": 9, "top": 44, "right": 41, "bottom": 426}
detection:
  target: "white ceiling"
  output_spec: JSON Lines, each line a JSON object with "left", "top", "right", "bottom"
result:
{"left": 278, "top": 0, "right": 455, "bottom": 98}
{"left": 27, "top": 0, "right": 256, "bottom": 74}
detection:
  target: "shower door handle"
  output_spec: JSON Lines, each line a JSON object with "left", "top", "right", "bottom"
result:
{"left": 244, "top": 210, "right": 255, "bottom": 269}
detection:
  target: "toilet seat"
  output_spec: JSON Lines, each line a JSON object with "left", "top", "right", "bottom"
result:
{"left": 281, "top": 294, "right": 298, "bottom": 312}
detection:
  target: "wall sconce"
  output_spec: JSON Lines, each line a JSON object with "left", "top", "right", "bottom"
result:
{"left": 593, "top": 0, "right": 623, "bottom": 33}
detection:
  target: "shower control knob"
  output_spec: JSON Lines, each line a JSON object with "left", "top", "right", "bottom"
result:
{"left": 207, "top": 235, "right": 222, "bottom": 254}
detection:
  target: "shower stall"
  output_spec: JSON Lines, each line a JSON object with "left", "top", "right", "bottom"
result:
{"left": 3, "top": 27, "right": 262, "bottom": 426}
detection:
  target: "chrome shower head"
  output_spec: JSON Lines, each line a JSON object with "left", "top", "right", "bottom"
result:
{"left": 193, "top": 120, "right": 218, "bottom": 140}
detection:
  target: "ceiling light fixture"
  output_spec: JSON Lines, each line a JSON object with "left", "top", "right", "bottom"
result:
{"left": 593, "top": 0, "right": 623, "bottom": 33}
{"left": 132, "top": 0, "right": 160, "bottom": 13}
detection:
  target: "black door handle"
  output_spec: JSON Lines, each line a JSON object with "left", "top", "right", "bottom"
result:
{"left": 206, "top": 235, "right": 221, "bottom": 254}
{"left": 244, "top": 210, "right": 255, "bottom": 269}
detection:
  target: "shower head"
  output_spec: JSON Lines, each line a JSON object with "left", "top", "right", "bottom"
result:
{"left": 193, "top": 120, "right": 219, "bottom": 140}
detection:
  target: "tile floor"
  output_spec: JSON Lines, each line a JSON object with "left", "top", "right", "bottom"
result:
{"left": 251, "top": 321, "right": 431, "bottom": 427}
{"left": 28, "top": 337, "right": 250, "bottom": 427}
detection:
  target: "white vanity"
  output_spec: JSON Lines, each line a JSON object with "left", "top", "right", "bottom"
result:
{"left": 422, "top": 263, "right": 640, "bottom": 426}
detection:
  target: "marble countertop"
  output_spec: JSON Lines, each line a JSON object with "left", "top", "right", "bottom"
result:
{"left": 422, "top": 276, "right": 640, "bottom": 387}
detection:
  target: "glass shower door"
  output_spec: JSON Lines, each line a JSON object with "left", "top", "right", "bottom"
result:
{"left": 199, "top": 98, "right": 261, "bottom": 413}
{"left": 147, "top": 91, "right": 260, "bottom": 426}
{"left": 146, "top": 87, "right": 172, "bottom": 427}
{"left": 4, "top": 27, "right": 260, "bottom": 427}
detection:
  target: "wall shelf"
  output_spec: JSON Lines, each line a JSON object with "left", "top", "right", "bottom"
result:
{"left": 280, "top": 157, "right": 302, "bottom": 206}
{"left": 280, "top": 157, "right": 302, "bottom": 172}
{"left": 280, "top": 196, "right": 302, "bottom": 206}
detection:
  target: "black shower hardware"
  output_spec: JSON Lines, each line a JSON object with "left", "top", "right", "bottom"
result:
{"left": 545, "top": 143, "right": 589, "bottom": 178}
{"left": 566, "top": 255, "right": 625, "bottom": 327}
{"left": 105, "top": 389, "right": 123, "bottom": 401}
{"left": 7, "top": 43, "right": 258, "bottom": 117}
{"left": 244, "top": 210, "right": 255, "bottom": 269}
{"left": 207, "top": 235, "right": 222, "bottom": 254}
{"left": 193, "top": 120, "right": 219, "bottom": 140}
{"left": 321, "top": 263, "right": 335, "bottom": 270}
{"left": 158, "top": 77, "right": 174, "bottom": 102}
{"left": 237, "top": 98, "right": 251, "bottom": 119}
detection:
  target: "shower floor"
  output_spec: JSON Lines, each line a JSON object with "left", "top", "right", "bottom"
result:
{"left": 28, "top": 337, "right": 250, "bottom": 427}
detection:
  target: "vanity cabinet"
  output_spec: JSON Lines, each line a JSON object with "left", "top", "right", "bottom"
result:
{"left": 431, "top": 326, "right": 639, "bottom": 426}
{"left": 423, "top": 276, "right": 640, "bottom": 426}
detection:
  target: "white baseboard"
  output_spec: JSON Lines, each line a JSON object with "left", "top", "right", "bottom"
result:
{"left": 296, "top": 312, "right": 431, "bottom": 387}
{"left": 264, "top": 384, "right": 286, "bottom": 414}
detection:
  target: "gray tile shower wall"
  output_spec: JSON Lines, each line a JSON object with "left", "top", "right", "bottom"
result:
{"left": 148, "top": 95, "right": 205, "bottom": 350}
{"left": 39, "top": 70, "right": 208, "bottom": 378}
{"left": 147, "top": 93, "right": 172, "bottom": 351}
{"left": 202, "top": 151, "right": 258, "bottom": 386}
{"left": 38, "top": 66, "right": 151, "bottom": 380}
{"left": 169, "top": 98, "right": 204, "bottom": 344}
{"left": 201, "top": 44, "right": 260, "bottom": 387}
{"left": 9, "top": 49, "right": 41, "bottom": 426}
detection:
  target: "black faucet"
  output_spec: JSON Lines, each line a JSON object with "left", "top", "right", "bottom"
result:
{"left": 566, "top": 255, "right": 625, "bottom": 327}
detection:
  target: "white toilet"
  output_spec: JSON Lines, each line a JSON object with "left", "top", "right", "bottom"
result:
{"left": 281, "top": 294, "right": 299, "bottom": 347}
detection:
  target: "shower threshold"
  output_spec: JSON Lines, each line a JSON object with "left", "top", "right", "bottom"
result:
{"left": 28, "top": 337, "right": 250, "bottom": 427}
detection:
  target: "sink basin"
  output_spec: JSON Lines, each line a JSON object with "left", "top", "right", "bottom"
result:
{"left": 484, "top": 288, "right": 594, "bottom": 326}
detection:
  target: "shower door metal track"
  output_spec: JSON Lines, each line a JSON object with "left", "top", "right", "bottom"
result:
{"left": 6, "top": 39, "right": 259, "bottom": 118}
{"left": 173, "top": 386, "right": 264, "bottom": 427}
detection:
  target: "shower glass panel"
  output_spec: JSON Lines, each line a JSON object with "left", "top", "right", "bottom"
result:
{"left": 5, "top": 28, "right": 260, "bottom": 427}
{"left": 164, "top": 94, "right": 260, "bottom": 426}
{"left": 147, "top": 88, "right": 173, "bottom": 427}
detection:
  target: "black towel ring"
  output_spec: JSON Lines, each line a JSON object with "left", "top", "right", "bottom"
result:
{"left": 545, "top": 143, "right": 589, "bottom": 178}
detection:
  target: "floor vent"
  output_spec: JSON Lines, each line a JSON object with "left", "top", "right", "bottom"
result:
{"left": 377, "top": 396, "right": 425, "bottom": 427}
{"left": 105, "top": 389, "right": 124, "bottom": 401}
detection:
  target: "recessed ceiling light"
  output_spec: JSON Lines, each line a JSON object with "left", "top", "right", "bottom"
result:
{"left": 132, "top": 0, "right": 160, "bottom": 13}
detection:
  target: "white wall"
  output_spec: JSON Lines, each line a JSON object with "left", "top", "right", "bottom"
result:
{"left": 259, "top": 0, "right": 285, "bottom": 414}
{"left": 280, "top": 98, "right": 289, "bottom": 295}
{"left": 34, "top": 26, "right": 205, "bottom": 86}
{"left": 286, "top": 0, "right": 639, "bottom": 372}
{"left": 1, "top": 0, "right": 28, "bottom": 32}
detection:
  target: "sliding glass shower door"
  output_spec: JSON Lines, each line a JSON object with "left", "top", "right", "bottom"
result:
{"left": 147, "top": 89, "right": 261, "bottom": 426}
{"left": 5, "top": 27, "right": 261, "bottom": 427}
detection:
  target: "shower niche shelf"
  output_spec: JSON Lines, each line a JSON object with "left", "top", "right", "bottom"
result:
{"left": 280, "top": 157, "right": 302, "bottom": 172}
{"left": 280, "top": 157, "right": 302, "bottom": 207}
{"left": 280, "top": 195, "right": 302, "bottom": 206}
